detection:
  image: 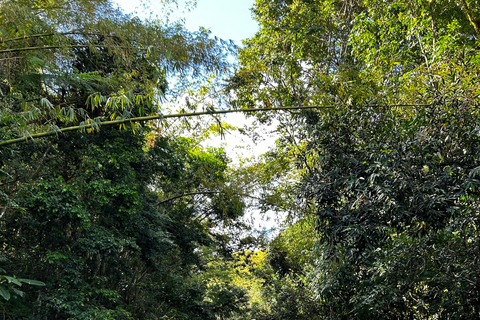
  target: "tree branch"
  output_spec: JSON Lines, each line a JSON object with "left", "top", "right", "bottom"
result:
{"left": 0, "top": 32, "right": 112, "bottom": 43}
{"left": 158, "top": 190, "right": 265, "bottom": 205}
{"left": 0, "top": 45, "right": 91, "bottom": 54}
{"left": 459, "top": 0, "right": 480, "bottom": 37}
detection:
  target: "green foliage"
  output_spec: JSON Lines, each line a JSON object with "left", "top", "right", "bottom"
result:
{"left": 0, "top": 1, "right": 254, "bottom": 319}
{"left": 0, "top": 270, "right": 45, "bottom": 301}
{"left": 0, "top": 126, "right": 252, "bottom": 319}
{"left": 230, "top": 0, "right": 480, "bottom": 318}
{"left": 230, "top": 0, "right": 480, "bottom": 111}
{"left": 0, "top": 0, "right": 234, "bottom": 142}
{"left": 4, "top": 0, "right": 480, "bottom": 318}
{"left": 300, "top": 103, "right": 480, "bottom": 318}
{"left": 239, "top": 218, "right": 321, "bottom": 320}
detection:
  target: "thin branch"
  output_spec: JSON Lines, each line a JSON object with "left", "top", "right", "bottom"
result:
{"left": 159, "top": 191, "right": 219, "bottom": 204}
{"left": 159, "top": 190, "right": 265, "bottom": 205}
{"left": 0, "top": 43, "right": 143, "bottom": 54}
{"left": 0, "top": 104, "right": 432, "bottom": 147}
{"left": 0, "top": 45, "right": 91, "bottom": 54}
{"left": 28, "top": 143, "right": 53, "bottom": 180}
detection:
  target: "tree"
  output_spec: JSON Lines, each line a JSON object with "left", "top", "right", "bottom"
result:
{"left": 300, "top": 103, "right": 480, "bottom": 319}
{"left": 251, "top": 216, "right": 321, "bottom": 320}
{"left": 230, "top": 0, "right": 480, "bottom": 318}
{"left": 0, "top": 124, "right": 257, "bottom": 319}
{"left": 0, "top": 0, "right": 253, "bottom": 319}
{"left": 0, "top": 0, "right": 233, "bottom": 141}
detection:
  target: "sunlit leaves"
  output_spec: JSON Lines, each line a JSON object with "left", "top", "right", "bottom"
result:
{"left": 230, "top": 0, "right": 480, "bottom": 318}
{"left": 0, "top": 0, "right": 235, "bottom": 143}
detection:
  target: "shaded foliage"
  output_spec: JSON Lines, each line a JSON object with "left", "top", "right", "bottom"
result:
{"left": 229, "top": 0, "right": 480, "bottom": 318}
{"left": 0, "top": 127, "right": 251, "bottom": 319}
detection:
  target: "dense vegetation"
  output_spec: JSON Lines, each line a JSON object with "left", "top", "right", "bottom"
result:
{"left": 2, "top": 0, "right": 480, "bottom": 319}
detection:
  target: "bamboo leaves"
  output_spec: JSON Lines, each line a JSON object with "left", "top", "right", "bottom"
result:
{"left": 0, "top": 0, "right": 234, "bottom": 144}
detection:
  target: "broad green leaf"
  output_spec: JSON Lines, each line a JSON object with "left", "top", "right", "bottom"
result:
{"left": 12, "top": 287, "right": 25, "bottom": 298}
{"left": 4, "top": 276, "right": 22, "bottom": 286}
{"left": 0, "top": 285, "right": 10, "bottom": 300}
{"left": 18, "top": 279, "right": 46, "bottom": 286}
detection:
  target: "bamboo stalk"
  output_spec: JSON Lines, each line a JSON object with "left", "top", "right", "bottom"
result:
{"left": 0, "top": 104, "right": 431, "bottom": 147}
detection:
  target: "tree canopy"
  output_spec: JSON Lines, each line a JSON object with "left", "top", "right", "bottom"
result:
{"left": 0, "top": 0, "right": 233, "bottom": 141}
{"left": 226, "top": 0, "right": 480, "bottom": 318}
{"left": 2, "top": 0, "right": 480, "bottom": 319}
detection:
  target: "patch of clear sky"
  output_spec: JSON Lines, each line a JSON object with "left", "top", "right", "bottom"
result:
{"left": 113, "top": 0, "right": 259, "bottom": 47}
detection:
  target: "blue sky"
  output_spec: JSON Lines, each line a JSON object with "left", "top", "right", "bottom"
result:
{"left": 113, "top": 0, "right": 259, "bottom": 46}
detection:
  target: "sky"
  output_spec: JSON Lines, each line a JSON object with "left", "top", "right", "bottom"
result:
{"left": 113, "top": 0, "right": 259, "bottom": 46}
{"left": 183, "top": 0, "right": 259, "bottom": 46}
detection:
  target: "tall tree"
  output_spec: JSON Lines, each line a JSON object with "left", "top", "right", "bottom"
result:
{"left": 0, "top": 0, "right": 233, "bottom": 141}
{"left": 1, "top": 127, "right": 252, "bottom": 319}
{"left": 230, "top": 0, "right": 480, "bottom": 318}
{"left": 0, "top": 0, "right": 251, "bottom": 319}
